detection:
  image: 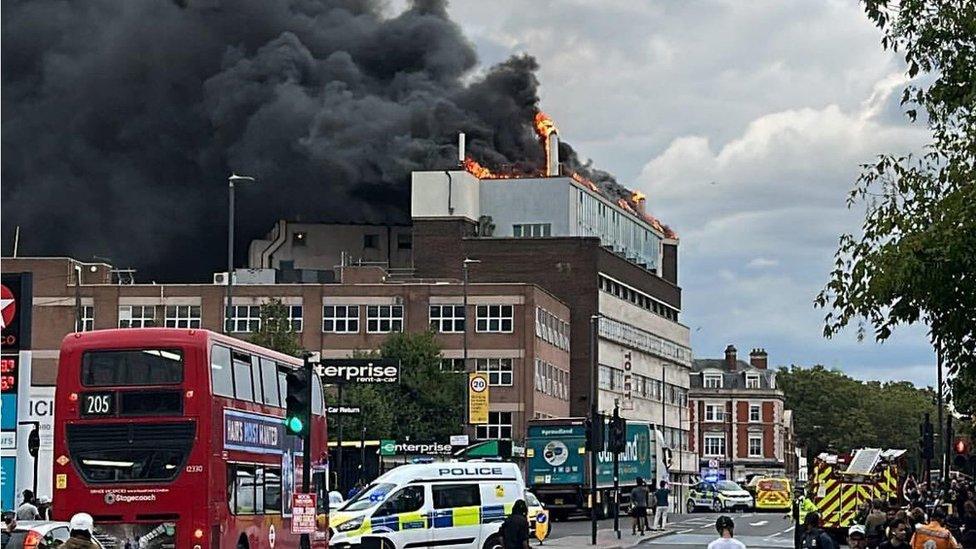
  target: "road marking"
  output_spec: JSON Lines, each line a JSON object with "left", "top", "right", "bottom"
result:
{"left": 750, "top": 520, "right": 768, "bottom": 527}
{"left": 677, "top": 529, "right": 694, "bottom": 534}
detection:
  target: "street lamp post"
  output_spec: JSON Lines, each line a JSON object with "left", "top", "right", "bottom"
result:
{"left": 225, "top": 174, "right": 255, "bottom": 333}
{"left": 462, "top": 258, "right": 481, "bottom": 372}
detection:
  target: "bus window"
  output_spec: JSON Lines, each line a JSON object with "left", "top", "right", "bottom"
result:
{"left": 264, "top": 467, "right": 282, "bottom": 513}
{"left": 211, "top": 345, "right": 233, "bottom": 397}
{"left": 82, "top": 349, "right": 183, "bottom": 386}
{"left": 260, "top": 358, "right": 280, "bottom": 407}
{"left": 251, "top": 355, "right": 265, "bottom": 404}
{"left": 230, "top": 464, "right": 257, "bottom": 514}
{"left": 277, "top": 367, "right": 288, "bottom": 407}
{"left": 312, "top": 378, "right": 323, "bottom": 416}
{"left": 232, "top": 351, "right": 254, "bottom": 401}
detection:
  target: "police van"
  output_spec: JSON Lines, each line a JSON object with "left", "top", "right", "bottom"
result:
{"left": 329, "top": 463, "right": 526, "bottom": 549}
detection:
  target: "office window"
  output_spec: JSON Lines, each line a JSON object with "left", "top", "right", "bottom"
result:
{"left": 704, "top": 404, "right": 724, "bottom": 422}
{"left": 748, "top": 435, "right": 763, "bottom": 457}
{"left": 703, "top": 373, "right": 722, "bottom": 388}
{"left": 749, "top": 404, "right": 761, "bottom": 422}
{"left": 704, "top": 435, "right": 726, "bottom": 457}
{"left": 118, "top": 305, "right": 156, "bottom": 328}
{"left": 228, "top": 305, "right": 261, "bottom": 333}
{"left": 366, "top": 305, "right": 404, "bottom": 333}
{"left": 476, "top": 358, "right": 513, "bottom": 386}
{"left": 745, "top": 373, "right": 761, "bottom": 389}
{"left": 476, "top": 412, "right": 513, "bottom": 440}
{"left": 513, "top": 223, "right": 552, "bottom": 238}
{"left": 397, "top": 233, "right": 412, "bottom": 250}
{"left": 439, "top": 358, "right": 466, "bottom": 373}
{"left": 476, "top": 305, "right": 513, "bottom": 333}
{"left": 79, "top": 305, "right": 95, "bottom": 332}
{"left": 323, "top": 305, "right": 359, "bottom": 333}
{"left": 535, "top": 308, "right": 569, "bottom": 351}
{"left": 429, "top": 305, "right": 465, "bottom": 333}
{"left": 363, "top": 234, "right": 379, "bottom": 249}
{"left": 164, "top": 305, "right": 201, "bottom": 329}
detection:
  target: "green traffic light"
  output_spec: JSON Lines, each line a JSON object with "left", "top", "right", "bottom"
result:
{"left": 286, "top": 415, "right": 304, "bottom": 434}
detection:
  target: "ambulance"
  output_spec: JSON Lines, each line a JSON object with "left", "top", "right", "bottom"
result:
{"left": 329, "top": 462, "right": 526, "bottom": 549}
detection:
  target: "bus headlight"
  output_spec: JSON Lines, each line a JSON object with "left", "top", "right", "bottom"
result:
{"left": 336, "top": 517, "right": 364, "bottom": 533}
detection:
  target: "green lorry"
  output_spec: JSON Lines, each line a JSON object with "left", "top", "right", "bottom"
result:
{"left": 525, "top": 417, "right": 667, "bottom": 520}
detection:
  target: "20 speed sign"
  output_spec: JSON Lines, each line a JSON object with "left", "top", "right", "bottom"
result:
{"left": 470, "top": 376, "right": 488, "bottom": 393}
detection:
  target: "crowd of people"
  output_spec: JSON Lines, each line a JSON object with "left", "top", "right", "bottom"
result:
{"left": 785, "top": 477, "right": 976, "bottom": 549}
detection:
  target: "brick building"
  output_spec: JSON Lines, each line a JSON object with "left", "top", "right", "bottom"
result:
{"left": 3, "top": 256, "right": 571, "bottom": 442}
{"left": 688, "top": 345, "right": 796, "bottom": 480}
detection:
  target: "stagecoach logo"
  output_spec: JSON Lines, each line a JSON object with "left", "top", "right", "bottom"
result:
{"left": 99, "top": 488, "right": 165, "bottom": 505}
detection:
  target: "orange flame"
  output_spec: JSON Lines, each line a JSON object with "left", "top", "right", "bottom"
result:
{"left": 631, "top": 190, "right": 646, "bottom": 203}
{"left": 534, "top": 111, "right": 557, "bottom": 138}
{"left": 464, "top": 157, "right": 493, "bottom": 179}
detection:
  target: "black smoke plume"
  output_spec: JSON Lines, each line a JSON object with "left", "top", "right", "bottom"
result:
{"left": 2, "top": 0, "right": 619, "bottom": 280}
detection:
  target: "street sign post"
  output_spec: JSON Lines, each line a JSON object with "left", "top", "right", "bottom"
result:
{"left": 291, "top": 492, "right": 317, "bottom": 535}
{"left": 468, "top": 372, "right": 489, "bottom": 424}
{"left": 534, "top": 509, "right": 550, "bottom": 543}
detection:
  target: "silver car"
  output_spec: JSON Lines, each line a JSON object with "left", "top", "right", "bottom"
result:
{"left": 4, "top": 521, "right": 104, "bottom": 549}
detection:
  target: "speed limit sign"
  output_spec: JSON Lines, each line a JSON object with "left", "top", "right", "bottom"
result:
{"left": 468, "top": 372, "right": 489, "bottom": 424}
{"left": 470, "top": 375, "right": 488, "bottom": 392}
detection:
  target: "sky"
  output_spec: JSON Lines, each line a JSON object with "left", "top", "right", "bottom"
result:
{"left": 436, "top": 0, "right": 937, "bottom": 387}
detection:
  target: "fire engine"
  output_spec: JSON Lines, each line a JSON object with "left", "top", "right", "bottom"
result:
{"left": 808, "top": 448, "right": 905, "bottom": 533}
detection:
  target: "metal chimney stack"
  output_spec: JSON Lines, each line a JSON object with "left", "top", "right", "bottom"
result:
{"left": 547, "top": 131, "right": 559, "bottom": 176}
{"left": 458, "top": 132, "right": 466, "bottom": 167}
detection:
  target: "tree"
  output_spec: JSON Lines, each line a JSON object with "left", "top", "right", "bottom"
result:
{"left": 815, "top": 1, "right": 976, "bottom": 395}
{"left": 778, "top": 365, "right": 942, "bottom": 474}
{"left": 248, "top": 298, "right": 303, "bottom": 357}
{"left": 335, "top": 331, "right": 465, "bottom": 441}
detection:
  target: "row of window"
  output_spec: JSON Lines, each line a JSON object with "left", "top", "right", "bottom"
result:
{"left": 598, "top": 275, "right": 678, "bottom": 322}
{"left": 702, "top": 371, "right": 766, "bottom": 389}
{"left": 663, "top": 426, "right": 689, "bottom": 451}
{"left": 535, "top": 307, "right": 570, "bottom": 351}
{"left": 513, "top": 223, "right": 552, "bottom": 238}
{"left": 85, "top": 303, "right": 517, "bottom": 335}
{"left": 596, "top": 315, "right": 691, "bottom": 364}
{"left": 702, "top": 433, "right": 764, "bottom": 458}
{"left": 576, "top": 188, "right": 661, "bottom": 270}
{"left": 598, "top": 365, "right": 688, "bottom": 406}
{"left": 534, "top": 358, "right": 569, "bottom": 400}
{"left": 210, "top": 344, "right": 323, "bottom": 414}
{"left": 476, "top": 358, "right": 514, "bottom": 386}
{"left": 703, "top": 403, "right": 763, "bottom": 423}
{"left": 475, "top": 411, "right": 513, "bottom": 440}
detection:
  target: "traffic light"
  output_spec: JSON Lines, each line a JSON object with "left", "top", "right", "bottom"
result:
{"left": 609, "top": 408, "right": 626, "bottom": 454}
{"left": 585, "top": 413, "right": 605, "bottom": 451}
{"left": 285, "top": 367, "right": 310, "bottom": 436}
{"left": 953, "top": 437, "right": 971, "bottom": 469}
{"left": 920, "top": 414, "right": 935, "bottom": 460}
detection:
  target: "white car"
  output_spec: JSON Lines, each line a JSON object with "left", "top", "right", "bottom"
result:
{"left": 4, "top": 521, "right": 104, "bottom": 549}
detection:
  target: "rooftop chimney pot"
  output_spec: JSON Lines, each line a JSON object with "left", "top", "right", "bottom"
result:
{"left": 724, "top": 345, "right": 738, "bottom": 371}
{"left": 749, "top": 348, "right": 768, "bottom": 370}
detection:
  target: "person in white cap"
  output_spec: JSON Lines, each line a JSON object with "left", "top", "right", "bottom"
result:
{"left": 847, "top": 524, "right": 868, "bottom": 549}
{"left": 58, "top": 513, "right": 98, "bottom": 549}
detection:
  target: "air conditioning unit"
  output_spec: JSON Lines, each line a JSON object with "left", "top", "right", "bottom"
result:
{"left": 213, "top": 272, "right": 230, "bottom": 285}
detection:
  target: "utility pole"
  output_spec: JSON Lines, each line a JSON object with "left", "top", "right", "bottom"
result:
{"left": 300, "top": 353, "right": 313, "bottom": 549}
{"left": 225, "top": 174, "right": 255, "bottom": 333}
{"left": 936, "top": 345, "right": 947, "bottom": 484}
{"left": 611, "top": 403, "right": 622, "bottom": 540}
{"left": 590, "top": 314, "right": 600, "bottom": 546}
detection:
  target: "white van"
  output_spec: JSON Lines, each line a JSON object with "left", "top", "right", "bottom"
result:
{"left": 329, "top": 462, "right": 526, "bottom": 549}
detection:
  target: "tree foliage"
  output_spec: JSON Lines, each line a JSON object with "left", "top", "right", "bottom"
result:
{"left": 334, "top": 331, "right": 465, "bottom": 441}
{"left": 248, "top": 298, "right": 303, "bottom": 357}
{"left": 815, "top": 1, "right": 976, "bottom": 390}
{"left": 778, "top": 365, "right": 943, "bottom": 473}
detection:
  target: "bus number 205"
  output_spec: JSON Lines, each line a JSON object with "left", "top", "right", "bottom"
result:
{"left": 81, "top": 393, "right": 114, "bottom": 416}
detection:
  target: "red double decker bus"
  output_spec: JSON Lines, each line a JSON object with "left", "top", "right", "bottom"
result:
{"left": 52, "top": 328, "right": 329, "bottom": 549}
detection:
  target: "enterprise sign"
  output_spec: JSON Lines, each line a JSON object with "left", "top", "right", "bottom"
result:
{"left": 320, "top": 359, "right": 400, "bottom": 384}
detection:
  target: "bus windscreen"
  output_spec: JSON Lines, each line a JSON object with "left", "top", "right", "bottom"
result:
{"left": 82, "top": 349, "right": 183, "bottom": 386}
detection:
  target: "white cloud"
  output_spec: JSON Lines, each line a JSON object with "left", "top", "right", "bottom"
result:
{"left": 446, "top": 0, "right": 937, "bottom": 385}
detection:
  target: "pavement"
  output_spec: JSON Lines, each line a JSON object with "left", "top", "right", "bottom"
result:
{"left": 541, "top": 510, "right": 798, "bottom": 548}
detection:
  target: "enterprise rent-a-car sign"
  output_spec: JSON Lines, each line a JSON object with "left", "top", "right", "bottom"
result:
{"left": 320, "top": 359, "right": 399, "bottom": 384}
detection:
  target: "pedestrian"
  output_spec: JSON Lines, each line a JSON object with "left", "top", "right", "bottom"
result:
{"left": 880, "top": 519, "right": 911, "bottom": 549}
{"left": 787, "top": 487, "right": 818, "bottom": 549}
{"left": 910, "top": 508, "right": 928, "bottom": 532}
{"left": 848, "top": 525, "right": 869, "bottom": 549}
{"left": 866, "top": 499, "right": 888, "bottom": 548}
{"left": 707, "top": 515, "right": 747, "bottom": 549}
{"left": 801, "top": 512, "right": 836, "bottom": 549}
{"left": 58, "top": 513, "right": 99, "bottom": 549}
{"left": 629, "top": 477, "right": 650, "bottom": 536}
{"left": 909, "top": 507, "right": 961, "bottom": 549}
{"left": 653, "top": 480, "right": 671, "bottom": 531}
{"left": 15, "top": 489, "right": 40, "bottom": 520}
{"left": 499, "top": 500, "right": 530, "bottom": 549}
{"left": 959, "top": 501, "right": 976, "bottom": 549}
{"left": 36, "top": 495, "right": 52, "bottom": 520}
{"left": 2, "top": 512, "right": 17, "bottom": 548}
